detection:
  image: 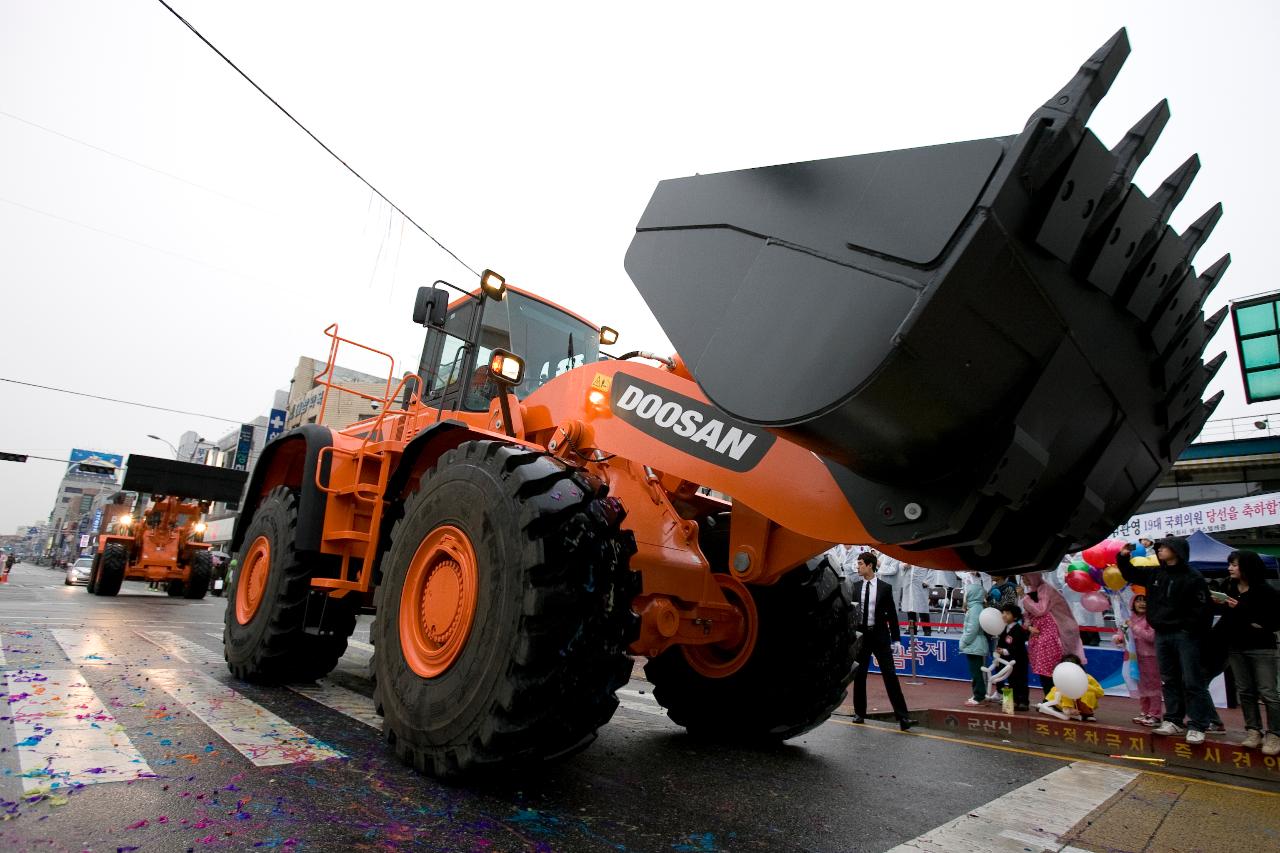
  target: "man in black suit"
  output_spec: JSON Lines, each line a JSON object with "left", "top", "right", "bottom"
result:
{"left": 851, "top": 551, "right": 915, "bottom": 730}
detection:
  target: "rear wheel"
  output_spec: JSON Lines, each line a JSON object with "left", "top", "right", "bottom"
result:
{"left": 183, "top": 551, "right": 211, "bottom": 599}
{"left": 645, "top": 558, "right": 856, "bottom": 740}
{"left": 374, "top": 440, "right": 638, "bottom": 778}
{"left": 167, "top": 581, "right": 186, "bottom": 597}
{"left": 93, "top": 544, "right": 127, "bottom": 597}
{"left": 223, "top": 487, "right": 357, "bottom": 683}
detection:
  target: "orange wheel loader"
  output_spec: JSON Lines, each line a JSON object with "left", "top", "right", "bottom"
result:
{"left": 90, "top": 455, "right": 247, "bottom": 600}
{"left": 224, "top": 30, "right": 1227, "bottom": 777}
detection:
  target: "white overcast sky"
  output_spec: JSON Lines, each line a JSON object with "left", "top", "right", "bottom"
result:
{"left": 1, "top": 0, "right": 1277, "bottom": 534}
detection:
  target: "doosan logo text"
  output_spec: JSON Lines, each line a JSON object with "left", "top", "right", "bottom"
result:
{"left": 615, "top": 384, "right": 759, "bottom": 462}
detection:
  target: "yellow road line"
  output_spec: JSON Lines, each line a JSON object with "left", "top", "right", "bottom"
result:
{"left": 826, "top": 718, "right": 1280, "bottom": 798}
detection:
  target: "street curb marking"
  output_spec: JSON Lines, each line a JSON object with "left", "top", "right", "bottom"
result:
{"left": 884, "top": 761, "right": 1137, "bottom": 852}
{"left": 145, "top": 668, "right": 345, "bottom": 767}
{"left": 4, "top": 668, "right": 153, "bottom": 792}
{"left": 828, "top": 717, "right": 1280, "bottom": 798}
{"left": 289, "top": 679, "right": 382, "bottom": 729}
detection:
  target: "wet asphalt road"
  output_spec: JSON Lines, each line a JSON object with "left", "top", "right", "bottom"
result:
{"left": 0, "top": 561, "right": 1064, "bottom": 852}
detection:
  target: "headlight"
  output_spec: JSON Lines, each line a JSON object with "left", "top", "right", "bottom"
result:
{"left": 194, "top": 521, "right": 207, "bottom": 534}
{"left": 119, "top": 514, "right": 133, "bottom": 527}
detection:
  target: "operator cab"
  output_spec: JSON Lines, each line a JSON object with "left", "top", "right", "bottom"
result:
{"left": 415, "top": 279, "right": 605, "bottom": 413}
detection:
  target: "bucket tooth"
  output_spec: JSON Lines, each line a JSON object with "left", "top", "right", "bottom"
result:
{"left": 1161, "top": 306, "right": 1229, "bottom": 390}
{"left": 1111, "top": 100, "right": 1170, "bottom": 181}
{"left": 1022, "top": 29, "right": 1130, "bottom": 190}
{"left": 1166, "top": 351, "right": 1227, "bottom": 426}
{"left": 1126, "top": 226, "right": 1189, "bottom": 323}
{"left": 1085, "top": 185, "right": 1156, "bottom": 296}
{"left": 1151, "top": 154, "right": 1200, "bottom": 223}
{"left": 1179, "top": 203, "right": 1223, "bottom": 263}
{"left": 1165, "top": 392, "right": 1224, "bottom": 462}
{"left": 1150, "top": 254, "right": 1230, "bottom": 354}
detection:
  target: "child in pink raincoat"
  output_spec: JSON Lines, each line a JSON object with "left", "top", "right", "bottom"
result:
{"left": 1114, "top": 589, "right": 1162, "bottom": 726}
{"left": 1023, "top": 576, "right": 1064, "bottom": 697}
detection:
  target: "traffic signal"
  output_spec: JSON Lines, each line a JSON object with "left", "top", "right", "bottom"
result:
{"left": 0, "top": 452, "right": 28, "bottom": 463}
{"left": 78, "top": 463, "right": 115, "bottom": 475}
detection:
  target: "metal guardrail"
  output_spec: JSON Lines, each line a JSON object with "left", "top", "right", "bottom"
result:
{"left": 1190, "top": 412, "right": 1280, "bottom": 444}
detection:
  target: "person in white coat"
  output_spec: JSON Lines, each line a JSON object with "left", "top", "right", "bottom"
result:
{"left": 901, "top": 563, "right": 933, "bottom": 636}
{"left": 877, "top": 554, "right": 905, "bottom": 609}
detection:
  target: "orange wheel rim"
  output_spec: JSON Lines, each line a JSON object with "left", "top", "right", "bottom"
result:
{"left": 683, "top": 575, "right": 758, "bottom": 679}
{"left": 235, "top": 535, "right": 271, "bottom": 625}
{"left": 400, "top": 525, "right": 479, "bottom": 678}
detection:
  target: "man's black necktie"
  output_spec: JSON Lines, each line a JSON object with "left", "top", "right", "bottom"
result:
{"left": 862, "top": 581, "right": 871, "bottom": 630}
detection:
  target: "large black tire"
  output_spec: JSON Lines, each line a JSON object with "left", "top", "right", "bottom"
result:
{"left": 645, "top": 558, "right": 857, "bottom": 740}
{"left": 183, "top": 551, "right": 212, "bottom": 599}
{"left": 94, "top": 544, "right": 127, "bottom": 597}
{"left": 224, "top": 487, "right": 358, "bottom": 683}
{"left": 374, "top": 440, "right": 638, "bottom": 779}
{"left": 167, "top": 580, "right": 186, "bottom": 597}
{"left": 86, "top": 554, "right": 99, "bottom": 594}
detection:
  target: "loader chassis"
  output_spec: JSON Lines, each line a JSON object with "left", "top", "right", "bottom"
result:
{"left": 226, "top": 30, "right": 1226, "bottom": 778}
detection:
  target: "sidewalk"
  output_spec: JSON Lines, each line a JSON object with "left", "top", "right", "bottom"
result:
{"left": 841, "top": 672, "right": 1280, "bottom": 785}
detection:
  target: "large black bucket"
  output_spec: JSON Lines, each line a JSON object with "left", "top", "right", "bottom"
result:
{"left": 624, "top": 29, "right": 1227, "bottom": 571}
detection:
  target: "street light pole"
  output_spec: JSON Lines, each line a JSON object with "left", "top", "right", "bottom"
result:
{"left": 146, "top": 434, "right": 179, "bottom": 458}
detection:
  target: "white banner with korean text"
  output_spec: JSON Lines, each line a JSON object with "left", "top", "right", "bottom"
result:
{"left": 1111, "top": 491, "right": 1280, "bottom": 540}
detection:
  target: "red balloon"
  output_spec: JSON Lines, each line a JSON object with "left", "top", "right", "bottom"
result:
{"left": 1100, "top": 539, "right": 1127, "bottom": 564}
{"left": 1065, "top": 569, "right": 1101, "bottom": 593}
{"left": 1081, "top": 542, "right": 1109, "bottom": 569}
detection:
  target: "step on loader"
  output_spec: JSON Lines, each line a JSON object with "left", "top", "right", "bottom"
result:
{"left": 223, "top": 30, "right": 1227, "bottom": 777}
{"left": 90, "top": 455, "right": 247, "bottom": 600}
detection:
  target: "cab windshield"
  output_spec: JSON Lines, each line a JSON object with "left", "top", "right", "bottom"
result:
{"left": 426, "top": 291, "right": 599, "bottom": 412}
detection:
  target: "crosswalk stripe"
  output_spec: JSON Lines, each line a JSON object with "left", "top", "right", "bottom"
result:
{"left": 135, "top": 630, "right": 223, "bottom": 665}
{"left": 289, "top": 679, "right": 382, "bottom": 728}
{"left": 50, "top": 629, "right": 114, "bottom": 666}
{"left": 5, "top": 669, "right": 153, "bottom": 792}
{"left": 616, "top": 687, "right": 667, "bottom": 717}
{"left": 0, "top": 635, "right": 6, "bottom": 668}
{"left": 885, "top": 761, "right": 1138, "bottom": 852}
{"left": 145, "top": 669, "right": 345, "bottom": 767}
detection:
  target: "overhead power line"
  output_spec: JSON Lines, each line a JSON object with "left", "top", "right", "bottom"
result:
{"left": 0, "top": 377, "right": 241, "bottom": 424}
{"left": 153, "top": 0, "right": 480, "bottom": 279}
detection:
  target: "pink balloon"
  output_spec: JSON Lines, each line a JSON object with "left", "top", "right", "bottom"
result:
{"left": 1081, "top": 590, "right": 1111, "bottom": 613}
{"left": 1065, "top": 570, "right": 1101, "bottom": 593}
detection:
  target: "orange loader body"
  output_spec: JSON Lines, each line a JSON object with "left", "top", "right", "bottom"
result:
{"left": 224, "top": 32, "right": 1226, "bottom": 778}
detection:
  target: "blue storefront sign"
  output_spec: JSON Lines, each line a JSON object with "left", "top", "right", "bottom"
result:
{"left": 233, "top": 424, "right": 255, "bottom": 471}
{"left": 265, "top": 408, "right": 287, "bottom": 443}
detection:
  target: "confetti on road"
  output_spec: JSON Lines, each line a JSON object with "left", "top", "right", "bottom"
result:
{"left": 145, "top": 669, "right": 345, "bottom": 767}
{"left": 4, "top": 669, "right": 153, "bottom": 792}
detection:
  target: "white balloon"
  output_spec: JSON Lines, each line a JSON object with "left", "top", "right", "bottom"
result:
{"left": 1052, "top": 661, "right": 1089, "bottom": 700}
{"left": 978, "top": 606, "right": 1005, "bottom": 636}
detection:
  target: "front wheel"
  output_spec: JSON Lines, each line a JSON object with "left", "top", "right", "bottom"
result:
{"left": 183, "top": 551, "right": 212, "bottom": 599}
{"left": 93, "top": 544, "right": 127, "bottom": 597}
{"left": 86, "top": 554, "right": 99, "bottom": 594}
{"left": 374, "top": 440, "right": 638, "bottom": 779}
{"left": 645, "top": 558, "right": 857, "bottom": 740}
{"left": 223, "top": 487, "right": 357, "bottom": 682}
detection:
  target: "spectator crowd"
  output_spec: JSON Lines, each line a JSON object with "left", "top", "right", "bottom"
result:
{"left": 829, "top": 536, "right": 1280, "bottom": 755}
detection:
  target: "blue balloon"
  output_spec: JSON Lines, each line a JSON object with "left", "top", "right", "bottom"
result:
{"left": 1132, "top": 544, "right": 1147, "bottom": 557}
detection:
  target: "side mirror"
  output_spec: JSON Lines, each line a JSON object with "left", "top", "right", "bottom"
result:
{"left": 413, "top": 286, "right": 450, "bottom": 327}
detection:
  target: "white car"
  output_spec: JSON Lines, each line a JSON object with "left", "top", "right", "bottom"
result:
{"left": 66, "top": 557, "right": 94, "bottom": 586}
